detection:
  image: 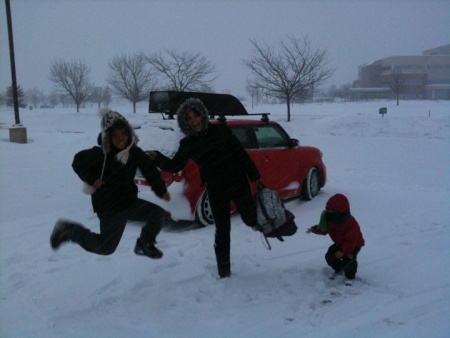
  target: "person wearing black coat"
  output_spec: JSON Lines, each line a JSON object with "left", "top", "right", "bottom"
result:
{"left": 148, "top": 98, "right": 261, "bottom": 278}
{"left": 50, "top": 108, "right": 170, "bottom": 259}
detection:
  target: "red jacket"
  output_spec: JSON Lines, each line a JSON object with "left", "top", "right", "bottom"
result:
{"left": 311, "top": 215, "right": 365, "bottom": 255}
{"left": 311, "top": 193, "right": 365, "bottom": 255}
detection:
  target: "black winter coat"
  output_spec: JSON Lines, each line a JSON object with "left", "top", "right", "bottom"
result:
{"left": 72, "top": 146, "right": 167, "bottom": 214}
{"left": 154, "top": 124, "right": 260, "bottom": 187}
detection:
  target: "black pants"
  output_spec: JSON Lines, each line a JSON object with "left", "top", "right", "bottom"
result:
{"left": 207, "top": 177, "right": 257, "bottom": 277}
{"left": 325, "top": 244, "right": 361, "bottom": 279}
{"left": 70, "top": 198, "right": 165, "bottom": 255}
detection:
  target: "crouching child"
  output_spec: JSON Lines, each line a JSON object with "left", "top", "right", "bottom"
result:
{"left": 307, "top": 193, "right": 365, "bottom": 280}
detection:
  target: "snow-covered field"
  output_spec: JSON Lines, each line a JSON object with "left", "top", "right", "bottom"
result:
{"left": 0, "top": 99, "right": 449, "bottom": 337}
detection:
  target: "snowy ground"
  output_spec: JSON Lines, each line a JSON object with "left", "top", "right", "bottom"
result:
{"left": 0, "top": 99, "right": 449, "bottom": 337}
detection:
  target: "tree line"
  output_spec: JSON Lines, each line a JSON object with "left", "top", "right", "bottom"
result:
{"left": 2, "top": 36, "right": 340, "bottom": 121}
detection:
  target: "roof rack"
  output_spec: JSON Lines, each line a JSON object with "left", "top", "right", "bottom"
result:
{"left": 216, "top": 113, "right": 271, "bottom": 124}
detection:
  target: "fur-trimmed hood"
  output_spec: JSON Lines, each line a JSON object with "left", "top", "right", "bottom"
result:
{"left": 82, "top": 108, "right": 138, "bottom": 195}
{"left": 176, "top": 98, "right": 210, "bottom": 135}
{"left": 98, "top": 108, "right": 139, "bottom": 164}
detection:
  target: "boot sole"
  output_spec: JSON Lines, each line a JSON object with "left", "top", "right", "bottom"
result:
{"left": 134, "top": 249, "right": 163, "bottom": 259}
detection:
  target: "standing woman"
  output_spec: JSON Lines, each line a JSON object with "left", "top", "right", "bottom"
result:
{"left": 148, "top": 98, "right": 261, "bottom": 278}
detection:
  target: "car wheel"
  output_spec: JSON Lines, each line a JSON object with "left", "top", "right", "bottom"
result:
{"left": 301, "top": 167, "right": 320, "bottom": 200}
{"left": 195, "top": 190, "right": 215, "bottom": 226}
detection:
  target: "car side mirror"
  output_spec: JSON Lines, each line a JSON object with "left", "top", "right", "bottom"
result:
{"left": 290, "top": 138, "right": 299, "bottom": 148}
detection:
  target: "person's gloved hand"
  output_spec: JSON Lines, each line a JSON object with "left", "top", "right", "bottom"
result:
{"left": 93, "top": 179, "right": 104, "bottom": 189}
{"left": 147, "top": 150, "right": 157, "bottom": 160}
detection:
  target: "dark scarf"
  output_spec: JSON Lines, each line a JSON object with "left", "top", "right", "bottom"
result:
{"left": 318, "top": 209, "right": 351, "bottom": 231}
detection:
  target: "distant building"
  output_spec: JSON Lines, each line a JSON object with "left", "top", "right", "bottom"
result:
{"left": 350, "top": 44, "right": 450, "bottom": 100}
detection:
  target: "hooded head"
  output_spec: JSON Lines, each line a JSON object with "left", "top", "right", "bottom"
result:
{"left": 325, "top": 193, "right": 351, "bottom": 224}
{"left": 326, "top": 193, "right": 350, "bottom": 212}
{"left": 98, "top": 108, "right": 138, "bottom": 164}
{"left": 176, "top": 98, "right": 210, "bottom": 135}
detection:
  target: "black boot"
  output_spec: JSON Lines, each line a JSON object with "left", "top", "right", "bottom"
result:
{"left": 214, "top": 244, "right": 231, "bottom": 278}
{"left": 50, "top": 219, "right": 75, "bottom": 250}
{"left": 343, "top": 257, "right": 358, "bottom": 280}
{"left": 218, "top": 263, "right": 231, "bottom": 278}
{"left": 134, "top": 238, "right": 163, "bottom": 259}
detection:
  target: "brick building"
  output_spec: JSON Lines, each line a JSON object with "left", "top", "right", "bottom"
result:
{"left": 350, "top": 44, "right": 450, "bottom": 100}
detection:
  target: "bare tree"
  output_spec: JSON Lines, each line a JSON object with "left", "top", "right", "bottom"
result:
{"left": 90, "top": 86, "right": 104, "bottom": 108}
{"left": 39, "top": 91, "right": 48, "bottom": 106}
{"left": 246, "top": 81, "right": 261, "bottom": 109}
{"left": 388, "top": 69, "right": 406, "bottom": 106}
{"left": 338, "top": 83, "right": 352, "bottom": 102}
{"left": 48, "top": 91, "right": 59, "bottom": 107}
{"left": 49, "top": 59, "right": 93, "bottom": 112}
{"left": 26, "top": 87, "right": 42, "bottom": 109}
{"left": 327, "top": 83, "right": 351, "bottom": 102}
{"left": 0, "top": 91, "right": 5, "bottom": 107}
{"left": 145, "top": 49, "right": 217, "bottom": 92}
{"left": 89, "top": 86, "right": 112, "bottom": 108}
{"left": 243, "top": 36, "right": 334, "bottom": 121}
{"left": 102, "top": 86, "right": 112, "bottom": 107}
{"left": 107, "top": 53, "right": 155, "bottom": 113}
{"left": 6, "top": 84, "right": 26, "bottom": 108}
{"left": 59, "top": 93, "right": 71, "bottom": 108}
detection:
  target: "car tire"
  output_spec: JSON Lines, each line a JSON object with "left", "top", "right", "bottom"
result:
{"left": 301, "top": 167, "right": 320, "bottom": 200}
{"left": 195, "top": 190, "right": 215, "bottom": 227}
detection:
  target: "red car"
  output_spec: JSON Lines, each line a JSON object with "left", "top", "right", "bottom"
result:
{"left": 135, "top": 91, "right": 326, "bottom": 226}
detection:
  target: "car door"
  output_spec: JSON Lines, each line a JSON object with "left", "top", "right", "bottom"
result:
{"left": 231, "top": 124, "right": 300, "bottom": 199}
{"left": 250, "top": 124, "right": 301, "bottom": 198}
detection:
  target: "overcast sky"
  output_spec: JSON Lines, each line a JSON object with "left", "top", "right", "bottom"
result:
{"left": 1, "top": 0, "right": 449, "bottom": 98}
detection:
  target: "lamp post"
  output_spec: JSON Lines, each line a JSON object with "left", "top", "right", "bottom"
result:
{"left": 5, "top": 0, "right": 27, "bottom": 143}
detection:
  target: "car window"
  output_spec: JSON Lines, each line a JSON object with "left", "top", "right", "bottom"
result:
{"left": 230, "top": 126, "right": 258, "bottom": 149}
{"left": 254, "top": 125, "right": 289, "bottom": 148}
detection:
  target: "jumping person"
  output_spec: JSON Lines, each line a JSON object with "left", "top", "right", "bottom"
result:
{"left": 50, "top": 108, "right": 170, "bottom": 259}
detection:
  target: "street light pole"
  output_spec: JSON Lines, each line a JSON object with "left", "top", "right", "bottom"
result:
{"left": 5, "top": 0, "right": 27, "bottom": 143}
{"left": 5, "top": 0, "right": 21, "bottom": 125}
